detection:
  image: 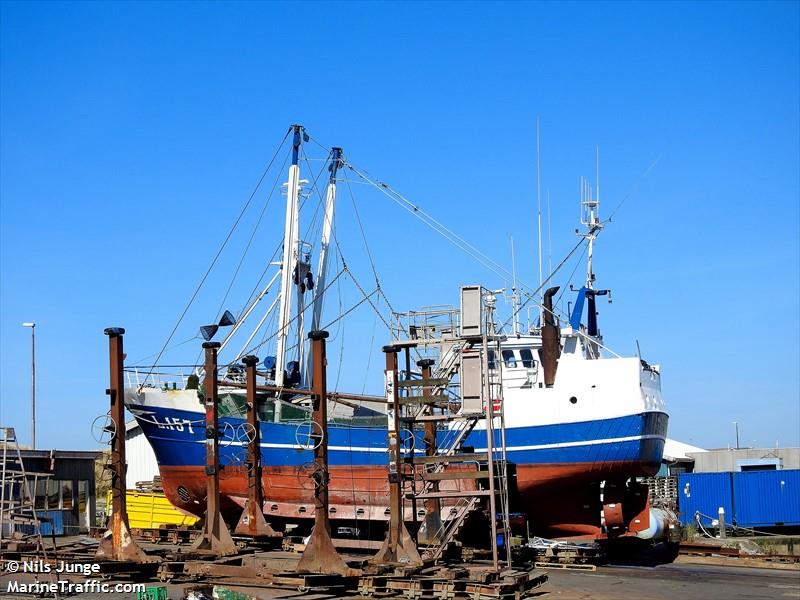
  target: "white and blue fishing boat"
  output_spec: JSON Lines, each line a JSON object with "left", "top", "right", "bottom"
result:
{"left": 124, "top": 125, "right": 672, "bottom": 543}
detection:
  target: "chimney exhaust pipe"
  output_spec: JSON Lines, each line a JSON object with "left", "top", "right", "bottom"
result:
{"left": 540, "top": 286, "right": 561, "bottom": 387}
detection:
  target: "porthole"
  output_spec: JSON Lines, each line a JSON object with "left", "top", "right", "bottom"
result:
{"left": 569, "top": 396, "right": 578, "bottom": 405}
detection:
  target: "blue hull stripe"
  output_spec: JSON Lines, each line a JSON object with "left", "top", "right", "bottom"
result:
{"left": 129, "top": 404, "right": 667, "bottom": 469}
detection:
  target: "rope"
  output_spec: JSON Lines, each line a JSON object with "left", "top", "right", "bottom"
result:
{"left": 138, "top": 127, "right": 292, "bottom": 391}
{"left": 236, "top": 268, "right": 347, "bottom": 361}
{"left": 213, "top": 151, "right": 291, "bottom": 323}
{"left": 345, "top": 162, "right": 532, "bottom": 296}
{"left": 321, "top": 286, "right": 379, "bottom": 332}
{"left": 604, "top": 153, "right": 663, "bottom": 224}
{"left": 344, "top": 173, "right": 381, "bottom": 286}
{"left": 499, "top": 237, "right": 586, "bottom": 331}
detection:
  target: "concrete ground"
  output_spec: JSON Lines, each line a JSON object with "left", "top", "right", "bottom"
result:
{"left": 542, "top": 563, "right": 800, "bottom": 600}
{"left": 2, "top": 562, "right": 798, "bottom": 600}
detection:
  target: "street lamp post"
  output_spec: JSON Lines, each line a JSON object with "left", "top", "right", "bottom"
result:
{"left": 22, "top": 322, "right": 35, "bottom": 450}
{"left": 733, "top": 421, "right": 740, "bottom": 450}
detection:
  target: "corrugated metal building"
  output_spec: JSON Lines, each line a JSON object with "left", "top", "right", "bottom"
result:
{"left": 2, "top": 448, "right": 99, "bottom": 535}
{"left": 688, "top": 447, "right": 800, "bottom": 473}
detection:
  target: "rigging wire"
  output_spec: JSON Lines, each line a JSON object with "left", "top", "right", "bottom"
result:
{"left": 138, "top": 127, "right": 292, "bottom": 391}
{"left": 321, "top": 286, "right": 380, "bottom": 332}
{"left": 344, "top": 161, "right": 537, "bottom": 299}
{"left": 214, "top": 150, "right": 291, "bottom": 322}
{"left": 129, "top": 335, "right": 200, "bottom": 367}
{"left": 343, "top": 172, "right": 400, "bottom": 319}
{"left": 361, "top": 302, "right": 379, "bottom": 396}
{"left": 554, "top": 243, "right": 588, "bottom": 310}
{"left": 236, "top": 267, "right": 347, "bottom": 363}
{"left": 194, "top": 150, "right": 292, "bottom": 368}
{"left": 603, "top": 153, "right": 663, "bottom": 224}
{"left": 499, "top": 237, "right": 586, "bottom": 332}
{"left": 344, "top": 171, "right": 381, "bottom": 286}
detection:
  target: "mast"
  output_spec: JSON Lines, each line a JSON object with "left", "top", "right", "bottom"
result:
{"left": 510, "top": 236, "right": 519, "bottom": 335}
{"left": 275, "top": 124, "right": 304, "bottom": 388}
{"left": 580, "top": 172, "right": 602, "bottom": 290}
{"left": 306, "top": 147, "right": 343, "bottom": 381}
{"left": 536, "top": 118, "right": 543, "bottom": 307}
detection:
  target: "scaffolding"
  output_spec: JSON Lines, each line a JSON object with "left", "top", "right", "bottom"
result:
{"left": 376, "top": 286, "right": 512, "bottom": 572}
{"left": 0, "top": 426, "right": 61, "bottom": 596}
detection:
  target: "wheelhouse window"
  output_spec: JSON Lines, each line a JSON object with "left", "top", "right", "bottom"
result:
{"left": 519, "top": 348, "right": 535, "bottom": 368}
{"left": 501, "top": 350, "right": 517, "bottom": 368}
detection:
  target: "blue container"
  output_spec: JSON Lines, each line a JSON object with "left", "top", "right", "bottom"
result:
{"left": 732, "top": 470, "right": 800, "bottom": 528}
{"left": 35, "top": 510, "right": 64, "bottom": 536}
{"left": 677, "top": 472, "right": 733, "bottom": 527}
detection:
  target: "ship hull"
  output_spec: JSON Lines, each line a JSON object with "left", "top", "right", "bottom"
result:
{"left": 129, "top": 401, "right": 667, "bottom": 539}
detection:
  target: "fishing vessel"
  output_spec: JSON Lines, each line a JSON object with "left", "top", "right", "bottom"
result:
{"left": 123, "top": 125, "right": 673, "bottom": 544}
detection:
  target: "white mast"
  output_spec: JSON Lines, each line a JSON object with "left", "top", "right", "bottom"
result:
{"left": 310, "top": 148, "right": 343, "bottom": 332}
{"left": 510, "top": 236, "right": 519, "bottom": 335}
{"left": 306, "top": 147, "right": 343, "bottom": 381}
{"left": 275, "top": 125, "right": 304, "bottom": 388}
{"left": 536, "top": 117, "right": 543, "bottom": 308}
{"left": 580, "top": 149, "right": 603, "bottom": 290}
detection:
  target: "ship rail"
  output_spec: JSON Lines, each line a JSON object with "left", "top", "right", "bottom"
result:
{"left": 123, "top": 366, "right": 193, "bottom": 391}
{"left": 391, "top": 305, "right": 460, "bottom": 347}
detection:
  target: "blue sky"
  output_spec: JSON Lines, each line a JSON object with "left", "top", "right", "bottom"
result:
{"left": 1, "top": 1, "right": 798, "bottom": 451}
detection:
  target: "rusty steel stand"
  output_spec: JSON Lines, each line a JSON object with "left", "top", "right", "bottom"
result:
{"left": 416, "top": 358, "right": 442, "bottom": 546}
{"left": 371, "top": 346, "right": 423, "bottom": 567}
{"left": 192, "top": 341, "right": 238, "bottom": 556}
{"left": 296, "top": 330, "right": 355, "bottom": 575}
{"left": 234, "top": 355, "right": 281, "bottom": 539}
{"left": 96, "top": 328, "right": 153, "bottom": 563}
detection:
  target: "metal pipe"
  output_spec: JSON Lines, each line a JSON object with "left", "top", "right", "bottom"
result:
{"left": 417, "top": 358, "right": 442, "bottom": 546}
{"left": 218, "top": 380, "right": 387, "bottom": 404}
{"left": 192, "top": 341, "right": 237, "bottom": 556}
{"left": 371, "top": 346, "right": 422, "bottom": 567}
{"left": 296, "top": 330, "right": 352, "bottom": 575}
{"left": 22, "top": 323, "right": 35, "bottom": 449}
{"left": 541, "top": 286, "right": 561, "bottom": 387}
{"left": 234, "top": 355, "right": 280, "bottom": 538}
{"left": 96, "top": 327, "right": 151, "bottom": 563}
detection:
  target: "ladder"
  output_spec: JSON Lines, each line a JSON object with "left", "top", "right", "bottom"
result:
{"left": 395, "top": 348, "right": 509, "bottom": 568}
{"left": 1, "top": 427, "right": 61, "bottom": 597}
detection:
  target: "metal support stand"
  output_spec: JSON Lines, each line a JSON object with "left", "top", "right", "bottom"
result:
{"left": 96, "top": 327, "right": 153, "bottom": 563}
{"left": 371, "top": 346, "right": 423, "bottom": 567}
{"left": 297, "top": 330, "right": 355, "bottom": 575}
{"left": 234, "top": 355, "right": 281, "bottom": 539}
{"left": 416, "top": 358, "right": 442, "bottom": 546}
{"left": 192, "top": 341, "right": 238, "bottom": 556}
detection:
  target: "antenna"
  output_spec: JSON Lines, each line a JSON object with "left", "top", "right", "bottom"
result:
{"left": 536, "top": 117, "right": 543, "bottom": 307}
{"left": 511, "top": 236, "right": 519, "bottom": 335}
{"left": 578, "top": 149, "right": 603, "bottom": 290}
{"left": 547, "top": 187, "right": 552, "bottom": 281}
{"left": 596, "top": 146, "right": 601, "bottom": 204}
